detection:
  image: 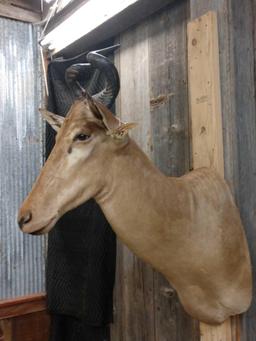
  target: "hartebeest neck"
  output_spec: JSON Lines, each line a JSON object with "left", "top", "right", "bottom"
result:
{"left": 95, "top": 139, "right": 187, "bottom": 267}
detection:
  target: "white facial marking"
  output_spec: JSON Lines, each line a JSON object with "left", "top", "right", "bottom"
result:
{"left": 67, "top": 140, "right": 95, "bottom": 167}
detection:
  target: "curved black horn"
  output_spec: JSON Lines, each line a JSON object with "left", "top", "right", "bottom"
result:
{"left": 64, "top": 45, "right": 120, "bottom": 108}
{"left": 87, "top": 45, "right": 120, "bottom": 108}
{"left": 65, "top": 62, "right": 93, "bottom": 98}
{"left": 65, "top": 63, "right": 92, "bottom": 85}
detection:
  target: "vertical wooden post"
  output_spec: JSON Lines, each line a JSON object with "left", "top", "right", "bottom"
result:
{"left": 188, "top": 11, "right": 238, "bottom": 341}
{"left": 188, "top": 11, "right": 224, "bottom": 174}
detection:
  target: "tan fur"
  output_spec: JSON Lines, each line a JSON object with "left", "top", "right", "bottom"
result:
{"left": 18, "top": 99, "right": 252, "bottom": 324}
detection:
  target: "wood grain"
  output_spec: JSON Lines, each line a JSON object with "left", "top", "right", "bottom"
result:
{"left": 0, "top": 294, "right": 47, "bottom": 319}
{"left": 112, "top": 21, "right": 155, "bottom": 341}
{"left": 189, "top": 0, "right": 239, "bottom": 195}
{"left": 149, "top": 1, "right": 199, "bottom": 340}
{"left": 190, "top": 1, "right": 256, "bottom": 340}
{"left": 188, "top": 10, "right": 234, "bottom": 341}
{"left": 0, "top": 311, "right": 50, "bottom": 341}
{"left": 188, "top": 11, "right": 224, "bottom": 174}
{"left": 4, "top": 0, "right": 41, "bottom": 13}
{"left": 0, "top": 294, "right": 49, "bottom": 341}
{"left": 0, "top": 3, "right": 40, "bottom": 23}
{"left": 112, "top": 1, "right": 200, "bottom": 340}
{"left": 0, "top": 320, "right": 12, "bottom": 341}
{"left": 111, "top": 1, "right": 256, "bottom": 340}
{"left": 229, "top": 1, "right": 256, "bottom": 340}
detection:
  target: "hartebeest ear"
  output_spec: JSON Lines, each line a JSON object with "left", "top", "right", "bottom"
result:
{"left": 85, "top": 95, "right": 120, "bottom": 131}
{"left": 86, "top": 96, "right": 137, "bottom": 139}
{"left": 106, "top": 122, "right": 138, "bottom": 139}
{"left": 39, "top": 109, "right": 65, "bottom": 132}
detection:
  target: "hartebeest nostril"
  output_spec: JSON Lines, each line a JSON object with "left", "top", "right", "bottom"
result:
{"left": 18, "top": 211, "right": 32, "bottom": 230}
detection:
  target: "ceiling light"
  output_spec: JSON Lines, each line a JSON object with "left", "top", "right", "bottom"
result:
{"left": 40, "top": 0, "right": 139, "bottom": 53}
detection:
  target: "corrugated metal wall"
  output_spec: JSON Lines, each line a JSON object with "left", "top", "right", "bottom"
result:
{"left": 0, "top": 17, "right": 46, "bottom": 298}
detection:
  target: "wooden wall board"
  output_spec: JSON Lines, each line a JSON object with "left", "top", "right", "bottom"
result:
{"left": 112, "top": 1, "right": 199, "bottom": 340}
{"left": 0, "top": 311, "right": 50, "bottom": 341}
{"left": 8, "top": 0, "right": 41, "bottom": 13}
{"left": 112, "top": 21, "right": 155, "bottom": 341}
{"left": 149, "top": 1, "right": 199, "bottom": 340}
{"left": 0, "top": 294, "right": 49, "bottom": 341}
{"left": 111, "top": 0, "right": 256, "bottom": 340}
{"left": 229, "top": 1, "right": 256, "bottom": 340}
{"left": 0, "top": 2, "right": 41, "bottom": 23}
{"left": 190, "top": 1, "right": 256, "bottom": 341}
{"left": 0, "top": 320, "right": 11, "bottom": 341}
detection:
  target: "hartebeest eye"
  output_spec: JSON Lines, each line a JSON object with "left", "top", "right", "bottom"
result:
{"left": 74, "top": 133, "right": 91, "bottom": 141}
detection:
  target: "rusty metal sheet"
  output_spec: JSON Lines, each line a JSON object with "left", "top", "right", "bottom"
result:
{"left": 0, "top": 17, "right": 46, "bottom": 298}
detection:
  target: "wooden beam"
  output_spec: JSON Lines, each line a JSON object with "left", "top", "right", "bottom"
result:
{"left": 0, "top": 294, "right": 47, "bottom": 319}
{"left": 0, "top": 2, "right": 41, "bottom": 23}
{"left": 188, "top": 11, "right": 224, "bottom": 174}
{"left": 189, "top": 0, "right": 239, "bottom": 196}
{"left": 188, "top": 10, "right": 235, "bottom": 341}
{"left": 7, "top": 0, "right": 41, "bottom": 13}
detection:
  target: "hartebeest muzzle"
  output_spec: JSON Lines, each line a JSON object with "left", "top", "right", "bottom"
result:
{"left": 18, "top": 210, "right": 32, "bottom": 230}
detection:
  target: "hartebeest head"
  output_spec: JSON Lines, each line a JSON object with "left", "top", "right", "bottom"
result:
{"left": 18, "top": 94, "right": 252, "bottom": 325}
{"left": 18, "top": 96, "right": 136, "bottom": 235}
{"left": 17, "top": 46, "right": 252, "bottom": 325}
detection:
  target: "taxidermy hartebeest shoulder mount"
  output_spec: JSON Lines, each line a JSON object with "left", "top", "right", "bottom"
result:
{"left": 18, "top": 47, "right": 252, "bottom": 325}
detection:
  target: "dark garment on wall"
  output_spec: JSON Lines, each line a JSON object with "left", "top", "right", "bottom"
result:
{"left": 45, "top": 53, "right": 116, "bottom": 340}
{"left": 49, "top": 314, "right": 110, "bottom": 341}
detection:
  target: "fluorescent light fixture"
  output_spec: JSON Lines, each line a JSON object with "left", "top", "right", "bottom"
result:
{"left": 57, "top": 0, "right": 73, "bottom": 12}
{"left": 41, "top": 0, "right": 139, "bottom": 53}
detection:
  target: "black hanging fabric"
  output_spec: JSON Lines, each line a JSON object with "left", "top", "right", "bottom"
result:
{"left": 45, "top": 53, "right": 116, "bottom": 341}
{"left": 49, "top": 315, "right": 111, "bottom": 341}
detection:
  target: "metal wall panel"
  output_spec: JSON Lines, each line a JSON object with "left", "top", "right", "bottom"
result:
{"left": 0, "top": 17, "right": 46, "bottom": 298}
